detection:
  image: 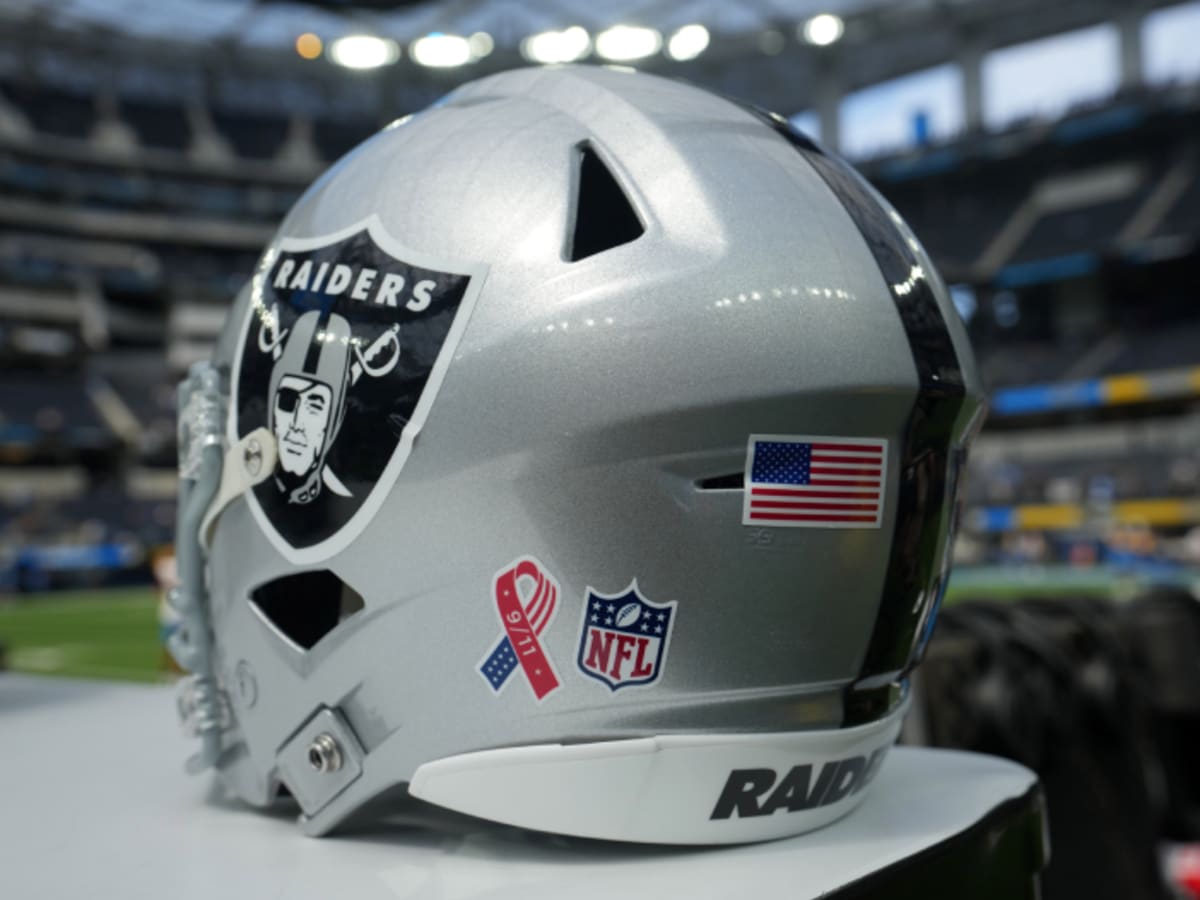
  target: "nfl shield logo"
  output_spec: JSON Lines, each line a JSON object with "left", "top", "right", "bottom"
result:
{"left": 576, "top": 582, "right": 676, "bottom": 691}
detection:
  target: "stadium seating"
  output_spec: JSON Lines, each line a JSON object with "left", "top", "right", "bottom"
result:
{"left": 1108, "top": 322, "right": 1200, "bottom": 374}
{"left": 0, "top": 371, "right": 113, "bottom": 444}
{"left": 1, "top": 72, "right": 1199, "bottom": 590}
{"left": 0, "top": 81, "right": 94, "bottom": 140}
{"left": 210, "top": 109, "right": 292, "bottom": 161}
{"left": 1009, "top": 194, "right": 1148, "bottom": 265}
{"left": 313, "top": 115, "right": 380, "bottom": 165}
{"left": 1159, "top": 172, "right": 1200, "bottom": 239}
{"left": 877, "top": 165, "right": 1032, "bottom": 277}
{"left": 120, "top": 97, "right": 191, "bottom": 152}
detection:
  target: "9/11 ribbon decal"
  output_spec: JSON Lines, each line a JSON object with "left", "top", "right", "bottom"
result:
{"left": 478, "top": 557, "right": 562, "bottom": 701}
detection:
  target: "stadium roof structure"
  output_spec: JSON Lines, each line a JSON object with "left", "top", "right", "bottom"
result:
{"left": 0, "top": 0, "right": 1180, "bottom": 117}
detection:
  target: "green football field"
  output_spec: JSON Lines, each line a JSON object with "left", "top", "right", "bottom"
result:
{"left": 0, "top": 587, "right": 167, "bottom": 683}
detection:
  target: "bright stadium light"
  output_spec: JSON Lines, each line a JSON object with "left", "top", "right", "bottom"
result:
{"left": 802, "top": 13, "right": 844, "bottom": 47}
{"left": 595, "top": 25, "right": 662, "bottom": 62}
{"left": 410, "top": 33, "right": 472, "bottom": 68}
{"left": 521, "top": 26, "right": 591, "bottom": 64}
{"left": 468, "top": 31, "right": 494, "bottom": 59}
{"left": 667, "top": 24, "right": 709, "bottom": 61}
{"left": 328, "top": 34, "right": 400, "bottom": 69}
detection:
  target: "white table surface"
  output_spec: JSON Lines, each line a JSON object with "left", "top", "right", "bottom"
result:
{"left": 0, "top": 673, "right": 1037, "bottom": 899}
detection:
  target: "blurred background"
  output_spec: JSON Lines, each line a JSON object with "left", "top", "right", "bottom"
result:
{"left": 0, "top": 0, "right": 1198, "bottom": 896}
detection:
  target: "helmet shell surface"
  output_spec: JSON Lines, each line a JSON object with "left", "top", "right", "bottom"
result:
{"left": 196, "top": 65, "right": 984, "bottom": 843}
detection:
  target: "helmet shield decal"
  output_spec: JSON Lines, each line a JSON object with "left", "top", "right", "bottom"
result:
{"left": 576, "top": 583, "right": 676, "bottom": 691}
{"left": 231, "top": 216, "right": 486, "bottom": 562}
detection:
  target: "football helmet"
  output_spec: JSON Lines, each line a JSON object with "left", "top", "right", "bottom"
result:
{"left": 171, "top": 65, "right": 984, "bottom": 844}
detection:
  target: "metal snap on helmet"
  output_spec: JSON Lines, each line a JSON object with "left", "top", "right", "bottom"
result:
{"left": 171, "top": 64, "right": 985, "bottom": 845}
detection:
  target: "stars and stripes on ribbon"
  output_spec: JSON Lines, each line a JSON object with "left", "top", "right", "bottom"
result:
{"left": 478, "top": 557, "right": 562, "bottom": 701}
{"left": 742, "top": 434, "right": 888, "bottom": 528}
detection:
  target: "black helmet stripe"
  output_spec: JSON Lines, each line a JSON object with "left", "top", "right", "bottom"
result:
{"left": 302, "top": 307, "right": 334, "bottom": 375}
{"left": 754, "top": 113, "right": 973, "bottom": 703}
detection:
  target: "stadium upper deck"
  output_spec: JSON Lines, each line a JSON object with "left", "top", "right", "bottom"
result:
{"left": 1, "top": 0, "right": 1199, "bottom": 585}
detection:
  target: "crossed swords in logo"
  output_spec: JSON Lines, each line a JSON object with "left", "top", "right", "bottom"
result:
{"left": 258, "top": 301, "right": 402, "bottom": 380}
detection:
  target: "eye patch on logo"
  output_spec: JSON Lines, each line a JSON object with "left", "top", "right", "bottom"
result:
{"left": 275, "top": 387, "right": 301, "bottom": 414}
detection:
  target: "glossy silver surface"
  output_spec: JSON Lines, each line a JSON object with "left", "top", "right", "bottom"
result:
{"left": 201, "top": 65, "right": 984, "bottom": 834}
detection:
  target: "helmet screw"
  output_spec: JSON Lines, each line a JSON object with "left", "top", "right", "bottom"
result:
{"left": 307, "top": 733, "right": 343, "bottom": 773}
{"left": 243, "top": 438, "right": 263, "bottom": 477}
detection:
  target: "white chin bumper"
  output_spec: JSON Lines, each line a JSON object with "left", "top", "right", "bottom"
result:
{"left": 409, "top": 701, "right": 906, "bottom": 844}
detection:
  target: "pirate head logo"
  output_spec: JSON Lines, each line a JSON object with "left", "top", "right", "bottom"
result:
{"left": 232, "top": 217, "right": 485, "bottom": 561}
{"left": 267, "top": 310, "right": 353, "bottom": 504}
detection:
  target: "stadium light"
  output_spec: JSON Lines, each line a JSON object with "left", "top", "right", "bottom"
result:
{"left": 595, "top": 25, "right": 662, "bottom": 62}
{"left": 295, "top": 32, "right": 322, "bottom": 61}
{"left": 328, "top": 34, "right": 400, "bottom": 70}
{"left": 468, "top": 31, "right": 494, "bottom": 59}
{"left": 521, "top": 26, "right": 590, "bottom": 64}
{"left": 666, "top": 24, "right": 709, "bottom": 61}
{"left": 410, "top": 33, "right": 472, "bottom": 68}
{"left": 802, "top": 13, "right": 844, "bottom": 47}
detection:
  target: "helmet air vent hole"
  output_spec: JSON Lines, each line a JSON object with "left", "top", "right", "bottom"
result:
{"left": 696, "top": 473, "right": 745, "bottom": 491}
{"left": 566, "top": 142, "right": 645, "bottom": 262}
{"left": 248, "top": 570, "right": 365, "bottom": 651}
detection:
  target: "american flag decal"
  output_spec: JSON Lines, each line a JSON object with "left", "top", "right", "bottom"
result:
{"left": 742, "top": 435, "right": 888, "bottom": 528}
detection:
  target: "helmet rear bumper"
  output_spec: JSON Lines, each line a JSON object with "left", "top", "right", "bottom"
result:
{"left": 403, "top": 700, "right": 906, "bottom": 844}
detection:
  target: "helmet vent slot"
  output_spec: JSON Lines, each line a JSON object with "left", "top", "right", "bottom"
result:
{"left": 697, "top": 473, "right": 745, "bottom": 491}
{"left": 567, "top": 143, "right": 644, "bottom": 261}
{"left": 249, "top": 570, "right": 365, "bottom": 651}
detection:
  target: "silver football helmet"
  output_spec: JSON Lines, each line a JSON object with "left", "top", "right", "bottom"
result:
{"left": 171, "top": 65, "right": 984, "bottom": 844}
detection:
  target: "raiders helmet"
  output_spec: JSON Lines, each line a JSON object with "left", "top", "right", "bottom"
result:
{"left": 171, "top": 65, "right": 984, "bottom": 844}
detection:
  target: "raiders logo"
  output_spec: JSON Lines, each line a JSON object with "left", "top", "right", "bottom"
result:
{"left": 231, "top": 216, "right": 486, "bottom": 562}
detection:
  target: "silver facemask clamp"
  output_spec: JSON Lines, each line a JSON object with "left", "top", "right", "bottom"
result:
{"left": 170, "top": 362, "right": 275, "bottom": 774}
